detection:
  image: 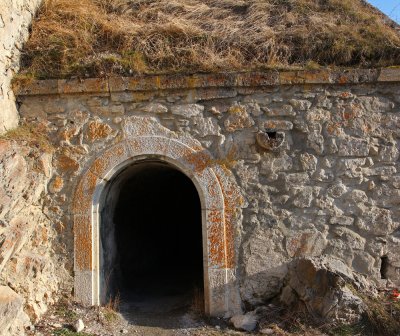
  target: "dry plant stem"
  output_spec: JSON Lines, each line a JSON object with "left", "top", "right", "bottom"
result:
{"left": 21, "top": 0, "right": 400, "bottom": 79}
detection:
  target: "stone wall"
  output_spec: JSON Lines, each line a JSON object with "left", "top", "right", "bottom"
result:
{"left": 0, "top": 139, "right": 65, "bottom": 335}
{"left": 0, "top": 0, "right": 42, "bottom": 133}
{"left": 15, "top": 69, "right": 400, "bottom": 318}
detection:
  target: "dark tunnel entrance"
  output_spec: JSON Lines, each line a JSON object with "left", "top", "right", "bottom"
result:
{"left": 101, "top": 161, "right": 204, "bottom": 315}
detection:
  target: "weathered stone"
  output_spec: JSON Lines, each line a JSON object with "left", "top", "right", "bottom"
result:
{"left": 332, "top": 227, "right": 365, "bottom": 250}
{"left": 306, "top": 108, "right": 331, "bottom": 123}
{"left": 280, "top": 257, "right": 365, "bottom": 323}
{"left": 292, "top": 187, "right": 315, "bottom": 208}
{"left": 48, "top": 176, "right": 64, "bottom": 194}
{"left": 140, "top": 103, "right": 168, "bottom": 114}
{"left": 264, "top": 120, "right": 293, "bottom": 130}
{"left": 171, "top": 104, "right": 204, "bottom": 117}
{"left": 300, "top": 153, "right": 317, "bottom": 172}
{"left": 386, "top": 237, "right": 400, "bottom": 268}
{"left": 192, "top": 116, "right": 221, "bottom": 137}
{"left": 356, "top": 206, "right": 395, "bottom": 236}
{"left": 307, "top": 131, "right": 324, "bottom": 154}
{"left": 0, "top": 286, "right": 27, "bottom": 334}
{"left": 56, "top": 153, "right": 80, "bottom": 173}
{"left": 86, "top": 121, "right": 113, "bottom": 141}
{"left": 90, "top": 104, "right": 125, "bottom": 116}
{"left": 122, "top": 115, "right": 174, "bottom": 138}
{"left": 338, "top": 137, "right": 369, "bottom": 157}
{"left": 260, "top": 153, "right": 293, "bottom": 180}
{"left": 284, "top": 173, "right": 309, "bottom": 189}
{"left": 230, "top": 312, "right": 258, "bottom": 332}
{"left": 224, "top": 104, "right": 255, "bottom": 132}
{"left": 352, "top": 251, "right": 376, "bottom": 275}
{"left": 74, "top": 319, "right": 85, "bottom": 332}
{"left": 289, "top": 99, "right": 312, "bottom": 111}
{"left": 286, "top": 230, "right": 327, "bottom": 257}
{"left": 363, "top": 166, "right": 397, "bottom": 177}
{"left": 241, "top": 228, "right": 288, "bottom": 305}
{"left": 265, "top": 104, "right": 296, "bottom": 116}
{"left": 329, "top": 216, "right": 355, "bottom": 226}
{"left": 327, "top": 182, "right": 348, "bottom": 198}
{"left": 378, "top": 144, "right": 399, "bottom": 162}
{"left": 244, "top": 102, "right": 262, "bottom": 116}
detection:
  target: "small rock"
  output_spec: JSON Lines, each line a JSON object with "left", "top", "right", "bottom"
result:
{"left": 120, "top": 329, "right": 128, "bottom": 334}
{"left": 215, "top": 325, "right": 221, "bottom": 329}
{"left": 230, "top": 312, "right": 258, "bottom": 332}
{"left": 260, "top": 328, "right": 275, "bottom": 335}
{"left": 74, "top": 319, "right": 84, "bottom": 332}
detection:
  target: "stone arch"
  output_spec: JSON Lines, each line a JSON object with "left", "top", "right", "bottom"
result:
{"left": 72, "top": 122, "right": 242, "bottom": 316}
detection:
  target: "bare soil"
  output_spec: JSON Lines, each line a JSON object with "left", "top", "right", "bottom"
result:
{"left": 29, "top": 297, "right": 250, "bottom": 336}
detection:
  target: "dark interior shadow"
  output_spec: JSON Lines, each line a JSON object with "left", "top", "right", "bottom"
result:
{"left": 102, "top": 160, "right": 204, "bottom": 329}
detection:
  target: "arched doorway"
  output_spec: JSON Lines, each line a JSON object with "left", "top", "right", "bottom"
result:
{"left": 100, "top": 160, "right": 204, "bottom": 312}
{"left": 72, "top": 133, "right": 242, "bottom": 316}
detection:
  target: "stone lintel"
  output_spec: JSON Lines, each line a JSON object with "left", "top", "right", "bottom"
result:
{"left": 15, "top": 68, "right": 400, "bottom": 96}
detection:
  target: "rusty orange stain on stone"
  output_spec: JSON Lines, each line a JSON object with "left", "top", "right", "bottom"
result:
{"left": 183, "top": 151, "right": 212, "bottom": 173}
{"left": 74, "top": 215, "right": 92, "bottom": 271}
{"left": 326, "top": 122, "right": 341, "bottom": 136}
{"left": 279, "top": 71, "right": 301, "bottom": 84}
{"left": 51, "top": 176, "right": 64, "bottom": 192}
{"left": 340, "top": 91, "right": 351, "bottom": 98}
{"left": 207, "top": 210, "right": 226, "bottom": 268}
{"left": 90, "top": 143, "right": 127, "bottom": 177}
{"left": 56, "top": 154, "right": 79, "bottom": 173}
{"left": 303, "top": 70, "right": 330, "bottom": 83}
{"left": 87, "top": 121, "right": 112, "bottom": 141}
{"left": 72, "top": 171, "right": 98, "bottom": 215}
{"left": 59, "top": 126, "right": 78, "bottom": 142}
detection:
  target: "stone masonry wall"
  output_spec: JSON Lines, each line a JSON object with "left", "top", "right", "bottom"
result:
{"left": 0, "top": 139, "right": 64, "bottom": 335}
{"left": 16, "top": 70, "right": 400, "bottom": 314}
{"left": 0, "top": 0, "right": 42, "bottom": 133}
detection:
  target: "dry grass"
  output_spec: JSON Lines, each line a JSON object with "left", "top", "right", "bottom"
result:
{"left": 0, "top": 123, "right": 54, "bottom": 153}
{"left": 21, "top": 0, "right": 400, "bottom": 79}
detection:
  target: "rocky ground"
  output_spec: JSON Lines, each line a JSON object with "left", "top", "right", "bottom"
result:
{"left": 27, "top": 298, "right": 330, "bottom": 336}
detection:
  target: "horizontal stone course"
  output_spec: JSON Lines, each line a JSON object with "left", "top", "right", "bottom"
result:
{"left": 15, "top": 68, "right": 400, "bottom": 97}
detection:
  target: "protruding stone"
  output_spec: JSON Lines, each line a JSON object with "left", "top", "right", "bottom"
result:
{"left": 141, "top": 103, "right": 168, "bottom": 114}
{"left": 280, "top": 257, "right": 365, "bottom": 323}
{"left": 171, "top": 104, "right": 204, "bottom": 117}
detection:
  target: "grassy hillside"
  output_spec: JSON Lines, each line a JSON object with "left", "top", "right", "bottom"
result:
{"left": 20, "top": 0, "right": 400, "bottom": 78}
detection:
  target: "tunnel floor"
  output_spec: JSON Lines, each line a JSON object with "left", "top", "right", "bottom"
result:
{"left": 104, "top": 161, "right": 204, "bottom": 316}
